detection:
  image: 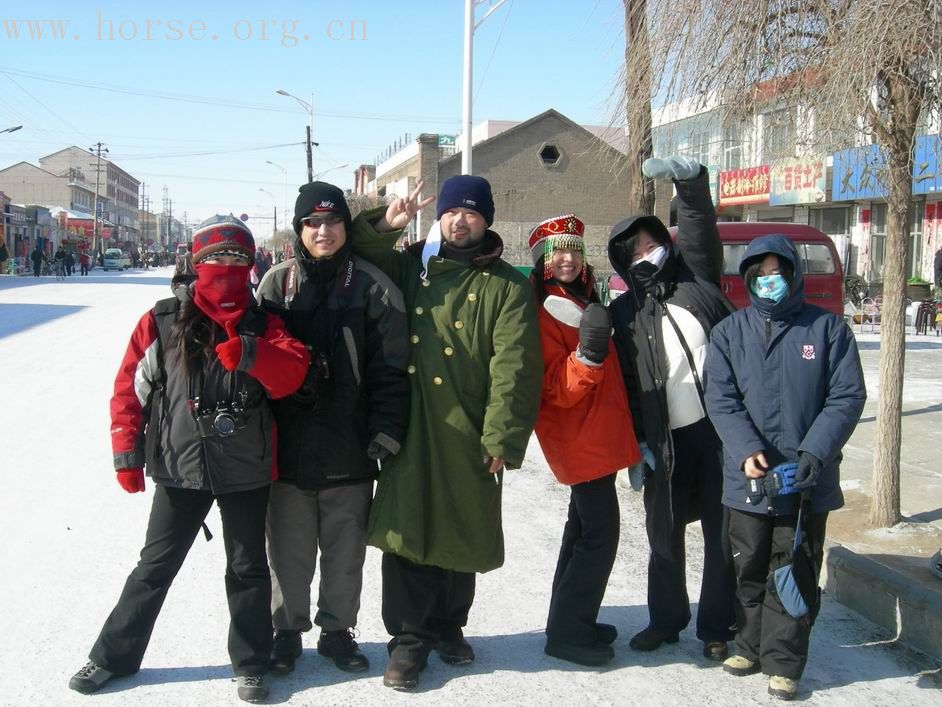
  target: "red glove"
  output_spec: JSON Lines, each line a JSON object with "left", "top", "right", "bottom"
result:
{"left": 117, "top": 468, "right": 145, "bottom": 493}
{"left": 215, "top": 321, "right": 243, "bottom": 372}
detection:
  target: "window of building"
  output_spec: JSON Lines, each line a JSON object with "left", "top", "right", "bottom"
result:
{"left": 539, "top": 144, "right": 561, "bottom": 166}
{"left": 809, "top": 207, "right": 850, "bottom": 236}
{"left": 762, "top": 108, "right": 796, "bottom": 162}
{"left": 869, "top": 202, "right": 924, "bottom": 280}
{"left": 723, "top": 121, "right": 743, "bottom": 170}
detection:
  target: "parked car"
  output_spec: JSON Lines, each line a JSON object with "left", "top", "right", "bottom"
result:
{"left": 103, "top": 248, "right": 131, "bottom": 271}
{"left": 607, "top": 222, "right": 844, "bottom": 316}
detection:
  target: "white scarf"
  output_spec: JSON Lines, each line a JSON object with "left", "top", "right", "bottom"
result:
{"left": 420, "top": 219, "right": 442, "bottom": 280}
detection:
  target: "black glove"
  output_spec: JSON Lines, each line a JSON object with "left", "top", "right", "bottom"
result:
{"left": 578, "top": 303, "right": 612, "bottom": 364}
{"left": 368, "top": 435, "right": 399, "bottom": 461}
{"left": 793, "top": 452, "right": 822, "bottom": 490}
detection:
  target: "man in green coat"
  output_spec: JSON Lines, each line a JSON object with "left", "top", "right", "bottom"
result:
{"left": 352, "top": 175, "right": 542, "bottom": 690}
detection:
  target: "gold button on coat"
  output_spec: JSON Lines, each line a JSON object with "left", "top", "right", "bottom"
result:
{"left": 444, "top": 347, "right": 454, "bottom": 356}
{"left": 407, "top": 365, "right": 416, "bottom": 374}
{"left": 468, "top": 293, "right": 477, "bottom": 302}
{"left": 433, "top": 376, "right": 443, "bottom": 385}
{"left": 411, "top": 335, "right": 420, "bottom": 344}
{"left": 422, "top": 280, "right": 431, "bottom": 287}
{"left": 455, "top": 320, "right": 464, "bottom": 329}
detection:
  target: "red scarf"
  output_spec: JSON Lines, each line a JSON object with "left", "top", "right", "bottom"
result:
{"left": 193, "top": 263, "right": 252, "bottom": 328}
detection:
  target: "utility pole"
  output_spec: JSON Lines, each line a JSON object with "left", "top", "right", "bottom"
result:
{"left": 168, "top": 199, "right": 173, "bottom": 246}
{"left": 88, "top": 142, "right": 108, "bottom": 255}
{"left": 140, "top": 181, "right": 147, "bottom": 256}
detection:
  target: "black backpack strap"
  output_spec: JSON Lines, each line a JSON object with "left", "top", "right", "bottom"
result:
{"left": 661, "top": 303, "right": 707, "bottom": 411}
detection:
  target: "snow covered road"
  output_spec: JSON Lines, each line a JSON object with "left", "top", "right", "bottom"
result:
{"left": 0, "top": 269, "right": 938, "bottom": 705}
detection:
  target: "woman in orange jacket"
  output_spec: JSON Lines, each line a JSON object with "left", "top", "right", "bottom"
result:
{"left": 530, "top": 214, "right": 641, "bottom": 667}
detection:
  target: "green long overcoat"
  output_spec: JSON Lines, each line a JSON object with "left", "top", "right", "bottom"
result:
{"left": 350, "top": 209, "right": 542, "bottom": 573}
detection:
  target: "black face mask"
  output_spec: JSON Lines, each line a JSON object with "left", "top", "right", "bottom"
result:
{"left": 629, "top": 260, "right": 660, "bottom": 293}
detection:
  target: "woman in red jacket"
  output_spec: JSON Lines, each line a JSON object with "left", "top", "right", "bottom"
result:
{"left": 530, "top": 214, "right": 641, "bottom": 667}
{"left": 68, "top": 216, "right": 309, "bottom": 703}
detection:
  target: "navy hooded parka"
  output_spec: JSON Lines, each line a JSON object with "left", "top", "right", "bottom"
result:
{"left": 704, "top": 235, "right": 866, "bottom": 514}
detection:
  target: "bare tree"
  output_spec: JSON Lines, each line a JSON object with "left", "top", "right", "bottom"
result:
{"left": 624, "top": 0, "right": 941, "bottom": 526}
{"left": 623, "top": 0, "right": 655, "bottom": 214}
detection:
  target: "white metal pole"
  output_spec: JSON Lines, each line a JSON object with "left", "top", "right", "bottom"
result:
{"left": 461, "top": 0, "right": 474, "bottom": 175}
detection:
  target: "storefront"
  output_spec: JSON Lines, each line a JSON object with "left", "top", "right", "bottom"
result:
{"left": 831, "top": 135, "right": 942, "bottom": 284}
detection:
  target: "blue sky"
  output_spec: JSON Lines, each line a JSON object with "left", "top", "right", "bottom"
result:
{"left": 0, "top": 0, "right": 626, "bottom": 228}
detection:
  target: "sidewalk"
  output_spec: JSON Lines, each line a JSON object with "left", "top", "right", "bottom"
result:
{"left": 821, "top": 330, "right": 942, "bottom": 659}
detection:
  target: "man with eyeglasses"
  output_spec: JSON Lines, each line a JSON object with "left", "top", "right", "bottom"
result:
{"left": 255, "top": 182, "right": 410, "bottom": 679}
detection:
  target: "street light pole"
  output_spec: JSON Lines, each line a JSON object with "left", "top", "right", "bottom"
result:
{"left": 265, "top": 160, "right": 288, "bottom": 231}
{"left": 277, "top": 89, "right": 317, "bottom": 183}
{"left": 461, "top": 0, "right": 507, "bottom": 175}
{"left": 259, "top": 188, "right": 277, "bottom": 239}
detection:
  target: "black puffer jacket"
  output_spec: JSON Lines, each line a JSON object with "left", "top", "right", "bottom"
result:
{"left": 256, "top": 237, "right": 410, "bottom": 491}
{"left": 608, "top": 167, "right": 734, "bottom": 558}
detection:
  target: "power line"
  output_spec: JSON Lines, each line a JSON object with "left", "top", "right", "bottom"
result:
{"left": 0, "top": 70, "right": 92, "bottom": 143}
{"left": 474, "top": 0, "right": 515, "bottom": 103}
{"left": 0, "top": 66, "right": 461, "bottom": 125}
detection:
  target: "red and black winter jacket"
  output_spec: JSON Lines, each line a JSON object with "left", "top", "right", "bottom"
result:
{"left": 110, "top": 293, "right": 309, "bottom": 494}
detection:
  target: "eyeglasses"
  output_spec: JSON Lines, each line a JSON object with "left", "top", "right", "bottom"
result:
{"left": 300, "top": 213, "right": 344, "bottom": 228}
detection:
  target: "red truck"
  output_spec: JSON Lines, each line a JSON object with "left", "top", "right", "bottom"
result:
{"left": 608, "top": 222, "right": 844, "bottom": 316}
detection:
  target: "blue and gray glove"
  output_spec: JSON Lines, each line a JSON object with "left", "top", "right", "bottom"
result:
{"left": 627, "top": 442, "right": 656, "bottom": 492}
{"left": 642, "top": 156, "right": 702, "bottom": 181}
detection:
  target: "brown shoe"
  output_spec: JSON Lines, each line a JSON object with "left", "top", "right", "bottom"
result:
{"left": 383, "top": 646, "right": 429, "bottom": 690}
{"left": 436, "top": 636, "right": 475, "bottom": 665}
{"left": 703, "top": 641, "right": 729, "bottom": 661}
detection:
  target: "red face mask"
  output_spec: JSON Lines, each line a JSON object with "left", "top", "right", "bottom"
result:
{"left": 193, "top": 262, "right": 252, "bottom": 328}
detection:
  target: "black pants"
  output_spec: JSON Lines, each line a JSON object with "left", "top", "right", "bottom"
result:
{"left": 33, "top": 263, "right": 40, "bottom": 277}
{"left": 644, "top": 418, "right": 736, "bottom": 642}
{"left": 89, "top": 484, "right": 272, "bottom": 676}
{"left": 546, "top": 473, "right": 620, "bottom": 646}
{"left": 81, "top": 263, "right": 89, "bottom": 276}
{"left": 381, "top": 553, "right": 475, "bottom": 655}
{"left": 728, "top": 508, "right": 828, "bottom": 679}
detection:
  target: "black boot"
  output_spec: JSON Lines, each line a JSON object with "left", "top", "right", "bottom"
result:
{"left": 317, "top": 629, "right": 369, "bottom": 673}
{"left": 595, "top": 623, "right": 618, "bottom": 646}
{"left": 383, "top": 644, "right": 429, "bottom": 690}
{"left": 544, "top": 639, "right": 615, "bottom": 667}
{"left": 628, "top": 626, "right": 679, "bottom": 651}
{"left": 270, "top": 630, "right": 302, "bottom": 675}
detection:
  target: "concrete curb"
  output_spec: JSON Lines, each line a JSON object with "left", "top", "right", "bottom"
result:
{"left": 822, "top": 542, "right": 942, "bottom": 661}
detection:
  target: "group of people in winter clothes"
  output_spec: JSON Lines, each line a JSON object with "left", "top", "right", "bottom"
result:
{"left": 69, "top": 158, "right": 865, "bottom": 703}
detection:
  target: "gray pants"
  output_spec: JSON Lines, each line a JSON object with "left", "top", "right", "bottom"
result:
{"left": 267, "top": 480, "right": 372, "bottom": 633}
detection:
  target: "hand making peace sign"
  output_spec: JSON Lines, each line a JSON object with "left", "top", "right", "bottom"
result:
{"left": 376, "top": 179, "right": 435, "bottom": 233}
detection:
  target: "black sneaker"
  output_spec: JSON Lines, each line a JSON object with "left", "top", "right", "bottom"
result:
{"left": 69, "top": 661, "right": 115, "bottom": 694}
{"left": 317, "top": 629, "right": 369, "bottom": 673}
{"left": 236, "top": 674, "right": 268, "bottom": 703}
{"left": 383, "top": 645, "right": 429, "bottom": 690}
{"left": 436, "top": 635, "right": 475, "bottom": 665}
{"left": 270, "top": 630, "right": 302, "bottom": 675}
{"left": 628, "top": 626, "right": 679, "bottom": 651}
{"left": 544, "top": 639, "right": 615, "bottom": 667}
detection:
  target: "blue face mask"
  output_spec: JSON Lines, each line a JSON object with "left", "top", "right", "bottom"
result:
{"left": 753, "top": 274, "right": 788, "bottom": 303}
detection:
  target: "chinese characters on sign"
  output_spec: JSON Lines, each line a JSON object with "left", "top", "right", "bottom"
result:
{"left": 831, "top": 135, "right": 942, "bottom": 200}
{"left": 718, "top": 165, "right": 771, "bottom": 206}
{"left": 769, "top": 156, "right": 827, "bottom": 205}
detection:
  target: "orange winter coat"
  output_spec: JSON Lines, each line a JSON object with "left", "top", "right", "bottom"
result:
{"left": 534, "top": 284, "right": 641, "bottom": 485}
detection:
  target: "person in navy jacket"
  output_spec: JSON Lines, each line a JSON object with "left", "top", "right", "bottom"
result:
{"left": 704, "top": 234, "right": 865, "bottom": 701}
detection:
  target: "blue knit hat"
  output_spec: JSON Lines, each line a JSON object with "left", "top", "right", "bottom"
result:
{"left": 435, "top": 175, "right": 495, "bottom": 226}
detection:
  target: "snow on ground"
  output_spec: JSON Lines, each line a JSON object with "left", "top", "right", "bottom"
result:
{"left": 0, "top": 269, "right": 939, "bottom": 706}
